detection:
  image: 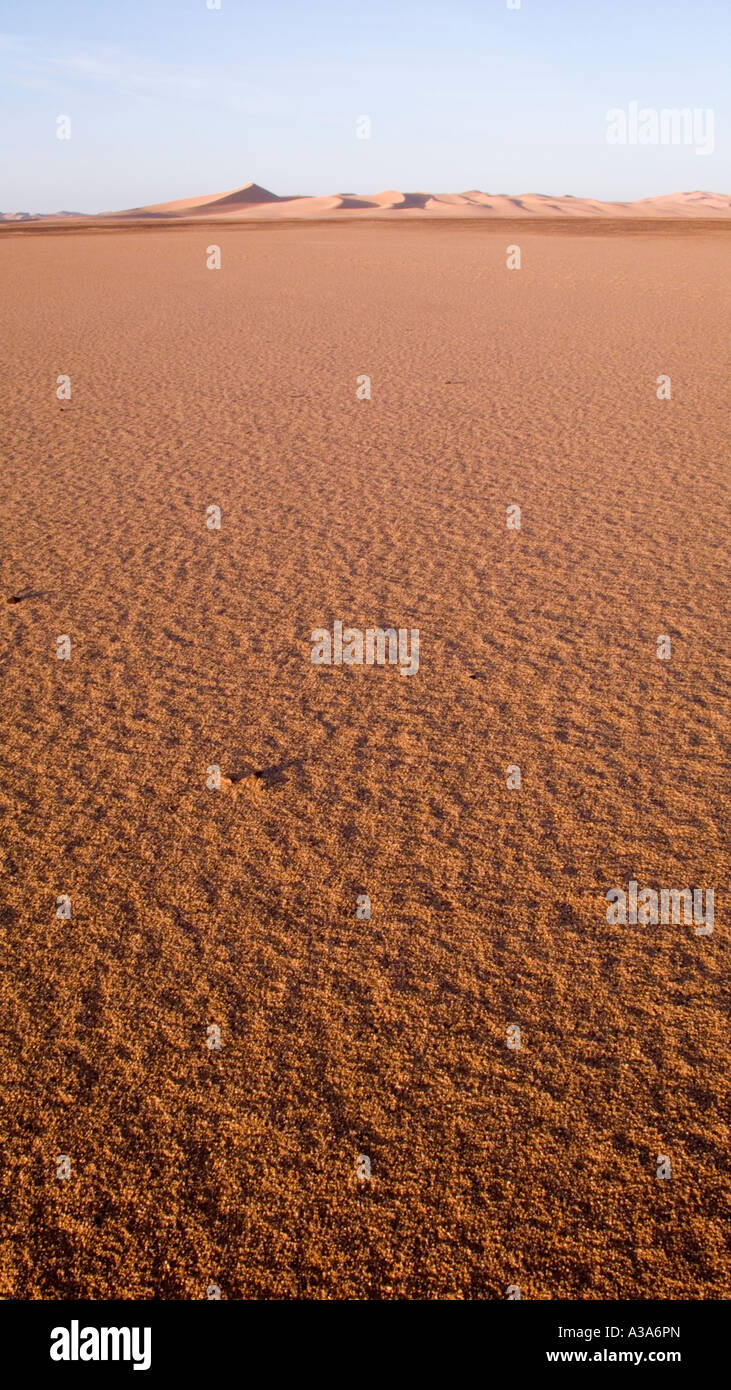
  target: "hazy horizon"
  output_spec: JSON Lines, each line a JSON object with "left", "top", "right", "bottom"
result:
{"left": 1, "top": 0, "right": 729, "bottom": 213}
{"left": 4, "top": 178, "right": 731, "bottom": 219}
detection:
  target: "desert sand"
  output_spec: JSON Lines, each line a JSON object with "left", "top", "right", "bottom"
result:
{"left": 0, "top": 217, "right": 728, "bottom": 1300}
{"left": 3, "top": 182, "right": 731, "bottom": 223}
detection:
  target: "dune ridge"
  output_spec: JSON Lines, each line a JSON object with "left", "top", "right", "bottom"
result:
{"left": 3, "top": 184, "right": 730, "bottom": 223}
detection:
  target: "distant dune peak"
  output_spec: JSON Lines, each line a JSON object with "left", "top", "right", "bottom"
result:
{"left": 207, "top": 181, "right": 282, "bottom": 206}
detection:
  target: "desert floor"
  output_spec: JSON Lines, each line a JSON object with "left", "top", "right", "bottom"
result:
{"left": 0, "top": 221, "right": 728, "bottom": 1299}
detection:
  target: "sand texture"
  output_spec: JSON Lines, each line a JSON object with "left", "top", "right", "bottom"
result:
{"left": 0, "top": 221, "right": 728, "bottom": 1300}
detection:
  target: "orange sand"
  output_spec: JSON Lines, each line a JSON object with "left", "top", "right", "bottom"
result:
{"left": 0, "top": 221, "right": 728, "bottom": 1300}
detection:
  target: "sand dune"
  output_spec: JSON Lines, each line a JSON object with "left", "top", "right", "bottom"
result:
{"left": 3, "top": 185, "right": 730, "bottom": 223}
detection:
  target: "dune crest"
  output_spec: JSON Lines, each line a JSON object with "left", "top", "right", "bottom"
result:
{"left": 3, "top": 185, "right": 730, "bottom": 223}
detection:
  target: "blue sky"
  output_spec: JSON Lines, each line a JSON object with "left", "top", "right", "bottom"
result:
{"left": 1, "top": 0, "right": 728, "bottom": 211}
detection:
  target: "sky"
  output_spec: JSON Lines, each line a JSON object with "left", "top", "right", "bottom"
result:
{"left": 0, "top": 0, "right": 728, "bottom": 212}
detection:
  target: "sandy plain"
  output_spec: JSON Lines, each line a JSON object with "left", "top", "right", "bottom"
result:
{"left": 0, "top": 219, "right": 728, "bottom": 1299}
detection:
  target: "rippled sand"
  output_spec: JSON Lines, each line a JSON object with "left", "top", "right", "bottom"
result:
{"left": 0, "top": 220, "right": 728, "bottom": 1298}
